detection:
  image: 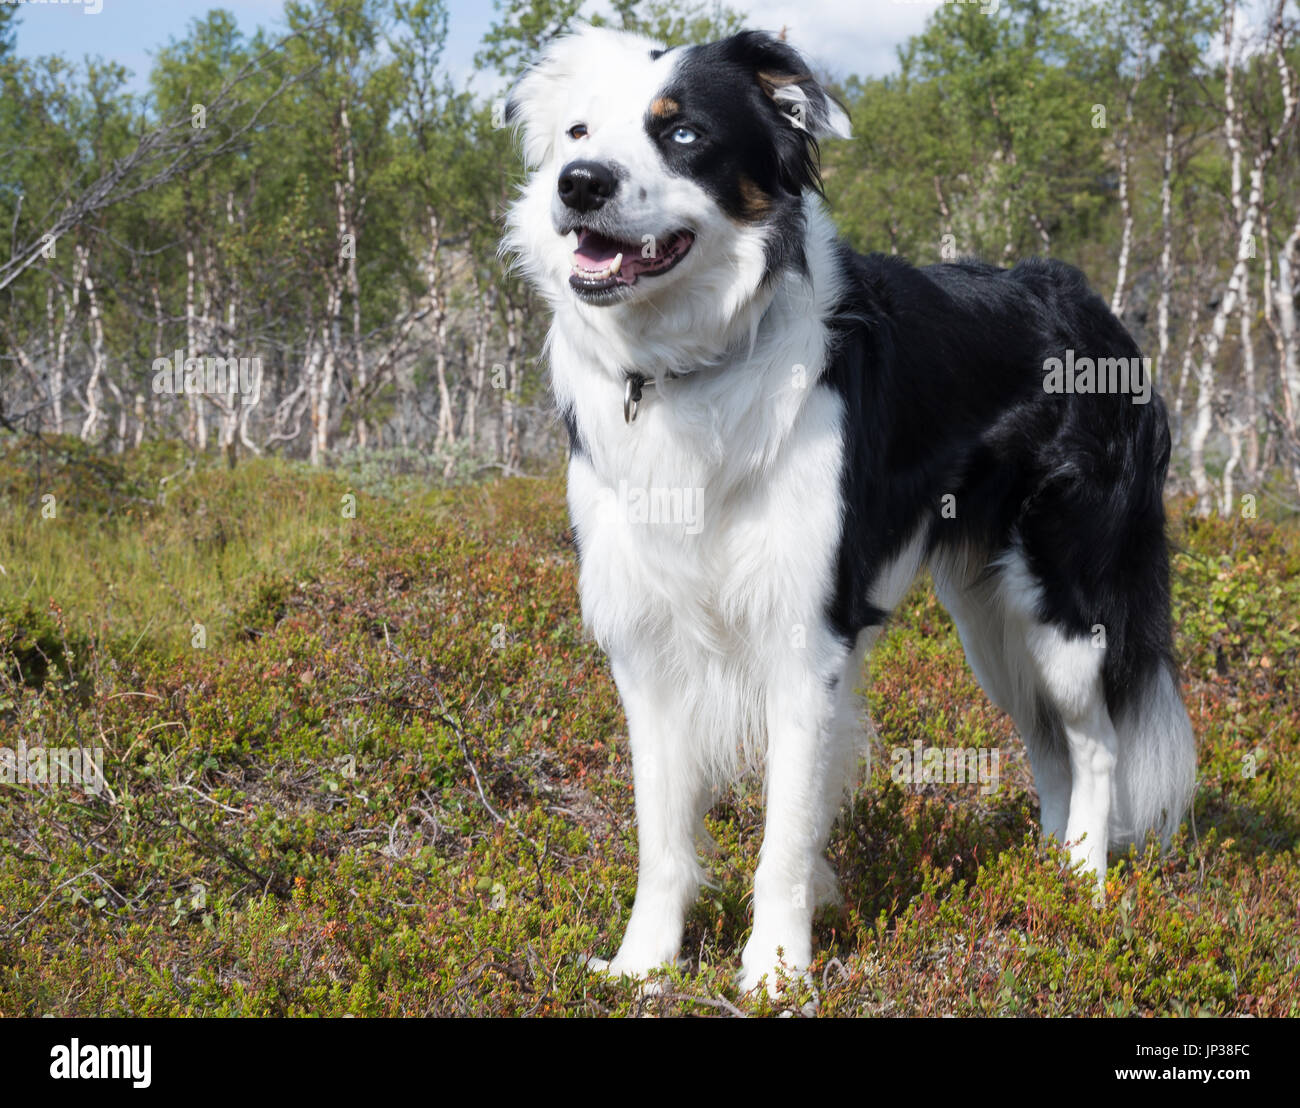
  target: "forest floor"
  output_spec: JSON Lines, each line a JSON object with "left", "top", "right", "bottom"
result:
{"left": 1, "top": 441, "right": 1297, "bottom": 1016}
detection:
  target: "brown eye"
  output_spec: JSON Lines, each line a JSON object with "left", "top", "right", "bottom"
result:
{"left": 567, "top": 123, "right": 588, "bottom": 139}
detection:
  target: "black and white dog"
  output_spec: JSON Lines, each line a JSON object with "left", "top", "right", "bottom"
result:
{"left": 504, "top": 25, "right": 1196, "bottom": 993}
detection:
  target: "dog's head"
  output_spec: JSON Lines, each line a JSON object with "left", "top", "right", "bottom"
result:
{"left": 504, "top": 26, "right": 850, "bottom": 320}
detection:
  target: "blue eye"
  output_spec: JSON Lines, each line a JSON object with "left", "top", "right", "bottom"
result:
{"left": 670, "top": 126, "right": 697, "bottom": 145}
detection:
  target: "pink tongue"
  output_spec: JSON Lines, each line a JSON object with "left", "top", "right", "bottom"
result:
{"left": 574, "top": 230, "right": 626, "bottom": 265}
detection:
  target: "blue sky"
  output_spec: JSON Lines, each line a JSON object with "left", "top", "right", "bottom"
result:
{"left": 8, "top": 0, "right": 938, "bottom": 98}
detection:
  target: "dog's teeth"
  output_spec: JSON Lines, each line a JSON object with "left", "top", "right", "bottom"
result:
{"left": 571, "top": 259, "right": 619, "bottom": 282}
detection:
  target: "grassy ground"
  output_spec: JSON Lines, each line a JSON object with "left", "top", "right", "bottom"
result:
{"left": 1, "top": 441, "right": 1297, "bottom": 1017}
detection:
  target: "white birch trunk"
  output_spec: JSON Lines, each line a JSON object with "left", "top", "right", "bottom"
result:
{"left": 1157, "top": 88, "right": 1175, "bottom": 380}
{"left": 79, "top": 248, "right": 106, "bottom": 442}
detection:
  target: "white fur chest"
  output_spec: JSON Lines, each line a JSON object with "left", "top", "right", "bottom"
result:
{"left": 557, "top": 290, "right": 850, "bottom": 771}
{"left": 534, "top": 205, "right": 852, "bottom": 770}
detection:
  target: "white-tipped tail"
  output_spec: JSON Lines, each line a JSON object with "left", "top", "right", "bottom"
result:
{"left": 1109, "top": 664, "right": 1197, "bottom": 848}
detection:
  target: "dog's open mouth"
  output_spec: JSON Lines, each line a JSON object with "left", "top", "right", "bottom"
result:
{"left": 569, "top": 229, "right": 694, "bottom": 295}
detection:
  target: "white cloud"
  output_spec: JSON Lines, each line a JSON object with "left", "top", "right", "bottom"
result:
{"left": 740, "top": 0, "right": 942, "bottom": 80}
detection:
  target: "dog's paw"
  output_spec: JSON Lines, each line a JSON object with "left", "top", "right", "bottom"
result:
{"left": 591, "top": 911, "right": 686, "bottom": 980}
{"left": 579, "top": 953, "right": 672, "bottom": 998}
{"left": 735, "top": 965, "right": 777, "bottom": 998}
{"left": 736, "top": 963, "right": 814, "bottom": 996}
{"left": 580, "top": 954, "right": 613, "bottom": 975}
{"left": 580, "top": 950, "right": 680, "bottom": 980}
{"left": 737, "top": 934, "right": 815, "bottom": 1002}
{"left": 736, "top": 963, "right": 818, "bottom": 1015}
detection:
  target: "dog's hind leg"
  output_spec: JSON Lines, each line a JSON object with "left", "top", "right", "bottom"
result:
{"left": 998, "top": 551, "right": 1117, "bottom": 891}
{"left": 1022, "top": 712, "right": 1071, "bottom": 843}
{"left": 602, "top": 657, "right": 709, "bottom": 979}
{"left": 932, "top": 551, "right": 1072, "bottom": 843}
{"left": 1036, "top": 646, "right": 1116, "bottom": 890}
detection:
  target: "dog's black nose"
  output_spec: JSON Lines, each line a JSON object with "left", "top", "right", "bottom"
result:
{"left": 558, "top": 161, "right": 617, "bottom": 212}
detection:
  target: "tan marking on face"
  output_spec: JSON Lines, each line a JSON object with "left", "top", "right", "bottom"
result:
{"left": 738, "top": 176, "right": 772, "bottom": 220}
{"left": 650, "top": 96, "right": 680, "bottom": 118}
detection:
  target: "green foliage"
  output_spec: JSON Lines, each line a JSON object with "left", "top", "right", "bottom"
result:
{"left": 0, "top": 5, "right": 16, "bottom": 61}
{"left": 478, "top": 0, "right": 586, "bottom": 77}
{"left": 829, "top": 1, "right": 1109, "bottom": 261}
{"left": 0, "top": 441, "right": 353, "bottom": 662}
{"left": 1, "top": 456, "right": 1296, "bottom": 1016}
{"left": 478, "top": 0, "right": 746, "bottom": 78}
{"left": 1, "top": 0, "right": 1294, "bottom": 494}
{"left": 603, "top": 0, "right": 746, "bottom": 47}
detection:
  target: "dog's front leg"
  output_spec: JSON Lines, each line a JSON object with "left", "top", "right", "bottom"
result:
{"left": 740, "top": 671, "right": 847, "bottom": 996}
{"left": 601, "top": 658, "right": 707, "bottom": 979}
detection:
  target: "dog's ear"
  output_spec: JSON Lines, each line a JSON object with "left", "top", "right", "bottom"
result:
{"left": 714, "top": 30, "right": 850, "bottom": 197}
{"left": 503, "top": 52, "right": 560, "bottom": 169}
{"left": 731, "top": 30, "right": 852, "bottom": 142}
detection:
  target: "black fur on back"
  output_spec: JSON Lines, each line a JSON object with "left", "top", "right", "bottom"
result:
{"left": 819, "top": 247, "right": 1175, "bottom": 718}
